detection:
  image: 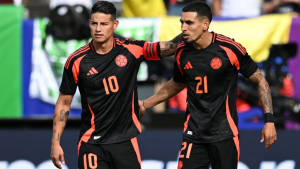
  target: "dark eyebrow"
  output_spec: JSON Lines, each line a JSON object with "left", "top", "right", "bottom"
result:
{"left": 180, "top": 19, "right": 194, "bottom": 23}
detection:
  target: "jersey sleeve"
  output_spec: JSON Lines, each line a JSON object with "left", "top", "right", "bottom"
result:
{"left": 220, "top": 40, "right": 258, "bottom": 78}
{"left": 238, "top": 52, "right": 258, "bottom": 78}
{"left": 142, "top": 41, "right": 161, "bottom": 60}
{"left": 121, "top": 39, "right": 161, "bottom": 61}
{"left": 59, "top": 60, "right": 78, "bottom": 95}
{"left": 173, "top": 48, "right": 186, "bottom": 83}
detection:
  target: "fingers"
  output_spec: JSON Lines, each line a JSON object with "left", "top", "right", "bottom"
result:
{"left": 260, "top": 133, "right": 264, "bottom": 143}
{"left": 265, "top": 138, "right": 270, "bottom": 149}
{"left": 265, "top": 137, "right": 275, "bottom": 149}
{"left": 264, "top": 134, "right": 277, "bottom": 149}
{"left": 52, "top": 157, "right": 62, "bottom": 169}
{"left": 138, "top": 100, "right": 143, "bottom": 107}
{"left": 60, "top": 153, "right": 65, "bottom": 165}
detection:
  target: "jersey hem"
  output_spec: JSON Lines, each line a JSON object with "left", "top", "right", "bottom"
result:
{"left": 183, "top": 133, "right": 235, "bottom": 144}
{"left": 80, "top": 132, "right": 140, "bottom": 145}
{"left": 59, "top": 89, "right": 75, "bottom": 95}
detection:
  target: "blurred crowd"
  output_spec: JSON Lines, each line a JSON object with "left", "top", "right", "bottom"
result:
{"left": 1, "top": 0, "right": 300, "bottom": 128}
{"left": 2, "top": 0, "right": 300, "bottom": 18}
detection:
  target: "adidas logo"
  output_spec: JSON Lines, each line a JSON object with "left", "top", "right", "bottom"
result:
{"left": 87, "top": 67, "right": 98, "bottom": 75}
{"left": 184, "top": 61, "right": 193, "bottom": 69}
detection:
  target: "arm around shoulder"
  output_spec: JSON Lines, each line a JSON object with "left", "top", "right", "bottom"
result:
{"left": 160, "top": 33, "right": 184, "bottom": 57}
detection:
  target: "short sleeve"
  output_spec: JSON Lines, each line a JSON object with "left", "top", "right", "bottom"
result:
{"left": 142, "top": 41, "right": 161, "bottom": 60}
{"left": 59, "top": 65, "right": 77, "bottom": 95}
{"left": 219, "top": 40, "right": 258, "bottom": 78}
{"left": 238, "top": 52, "right": 258, "bottom": 78}
{"left": 120, "top": 39, "right": 161, "bottom": 62}
{"left": 173, "top": 50, "right": 186, "bottom": 83}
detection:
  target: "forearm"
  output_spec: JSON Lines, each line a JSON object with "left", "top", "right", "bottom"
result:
{"left": 52, "top": 94, "right": 72, "bottom": 145}
{"left": 160, "top": 33, "right": 183, "bottom": 57}
{"left": 212, "top": 0, "right": 221, "bottom": 16}
{"left": 263, "top": 1, "right": 278, "bottom": 14}
{"left": 144, "top": 79, "right": 186, "bottom": 109}
{"left": 257, "top": 78, "right": 273, "bottom": 114}
{"left": 248, "top": 69, "right": 273, "bottom": 114}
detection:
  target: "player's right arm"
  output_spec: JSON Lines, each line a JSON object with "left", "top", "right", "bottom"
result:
{"left": 159, "top": 33, "right": 184, "bottom": 57}
{"left": 139, "top": 51, "right": 186, "bottom": 119}
{"left": 51, "top": 93, "right": 73, "bottom": 169}
{"left": 51, "top": 48, "right": 80, "bottom": 168}
{"left": 212, "top": 0, "right": 222, "bottom": 16}
{"left": 139, "top": 79, "right": 186, "bottom": 119}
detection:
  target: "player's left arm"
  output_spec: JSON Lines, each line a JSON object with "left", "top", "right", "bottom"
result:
{"left": 248, "top": 68, "right": 277, "bottom": 149}
{"left": 159, "top": 33, "right": 183, "bottom": 57}
{"left": 231, "top": 41, "right": 276, "bottom": 149}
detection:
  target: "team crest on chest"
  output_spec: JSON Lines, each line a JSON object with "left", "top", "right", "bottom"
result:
{"left": 210, "top": 57, "right": 222, "bottom": 69}
{"left": 115, "top": 55, "right": 127, "bottom": 67}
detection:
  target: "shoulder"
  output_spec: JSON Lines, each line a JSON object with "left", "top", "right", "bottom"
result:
{"left": 175, "top": 41, "right": 187, "bottom": 55}
{"left": 64, "top": 43, "right": 90, "bottom": 69}
{"left": 115, "top": 38, "right": 146, "bottom": 47}
{"left": 215, "top": 33, "right": 247, "bottom": 56}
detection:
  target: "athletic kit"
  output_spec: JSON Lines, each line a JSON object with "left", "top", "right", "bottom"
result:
{"left": 60, "top": 38, "right": 160, "bottom": 169}
{"left": 173, "top": 32, "right": 258, "bottom": 169}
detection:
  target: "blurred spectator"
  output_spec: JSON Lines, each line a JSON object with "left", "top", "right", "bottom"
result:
{"left": 50, "top": 0, "right": 93, "bottom": 9}
{"left": 168, "top": 0, "right": 207, "bottom": 16}
{"left": 263, "top": 0, "right": 300, "bottom": 14}
{"left": 212, "top": 0, "right": 262, "bottom": 18}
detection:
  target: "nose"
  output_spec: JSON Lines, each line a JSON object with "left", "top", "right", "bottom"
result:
{"left": 181, "top": 23, "right": 187, "bottom": 32}
{"left": 96, "top": 24, "right": 101, "bottom": 32}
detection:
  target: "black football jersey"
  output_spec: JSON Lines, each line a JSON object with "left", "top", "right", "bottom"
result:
{"left": 173, "top": 32, "right": 258, "bottom": 143}
{"left": 60, "top": 38, "right": 160, "bottom": 146}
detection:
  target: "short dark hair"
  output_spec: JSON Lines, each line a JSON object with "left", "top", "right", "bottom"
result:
{"left": 91, "top": 1, "right": 116, "bottom": 20}
{"left": 182, "top": 1, "right": 212, "bottom": 22}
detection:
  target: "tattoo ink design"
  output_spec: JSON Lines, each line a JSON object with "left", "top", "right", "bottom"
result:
{"left": 58, "top": 109, "right": 70, "bottom": 122}
{"left": 58, "top": 110, "right": 65, "bottom": 122}
{"left": 249, "top": 69, "right": 273, "bottom": 114}
{"left": 56, "top": 133, "right": 59, "bottom": 142}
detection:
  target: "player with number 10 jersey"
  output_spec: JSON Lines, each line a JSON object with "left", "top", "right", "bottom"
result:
{"left": 60, "top": 38, "right": 161, "bottom": 146}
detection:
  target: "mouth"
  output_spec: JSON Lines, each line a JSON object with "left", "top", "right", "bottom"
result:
{"left": 183, "top": 34, "right": 189, "bottom": 39}
{"left": 95, "top": 34, "right": 104, "bottom": 38}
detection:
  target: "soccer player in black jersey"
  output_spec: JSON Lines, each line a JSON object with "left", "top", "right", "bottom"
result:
{"left": 140, "top": 1, "right": 277, "bottom": 169}
{"left": 50, "top": 1, "right": 182, "bottom": 169}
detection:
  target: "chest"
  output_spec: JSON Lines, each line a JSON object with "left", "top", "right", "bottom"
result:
{"left": 179, "top": 45, "right": 236, "bottom": 78}
{"left": 77, "top": 48, "right": 138, "bottom": 88}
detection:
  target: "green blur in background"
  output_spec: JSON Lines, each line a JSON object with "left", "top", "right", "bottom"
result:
{"left": 0, "top": 5, "right": 23, "bottom": 118}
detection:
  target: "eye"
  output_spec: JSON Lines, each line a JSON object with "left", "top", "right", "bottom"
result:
{"left": 186, "top": 21, "right": 192, "bottom": 25}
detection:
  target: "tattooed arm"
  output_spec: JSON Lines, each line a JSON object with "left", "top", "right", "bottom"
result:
{"left": 248, "top": 68, "right": 277, "bottom": 149}
{"left": 160, "top": 33, "right": 183, "bottom": 57}
{"left": 51, "top": 93, "right": 73, "bottom": 169}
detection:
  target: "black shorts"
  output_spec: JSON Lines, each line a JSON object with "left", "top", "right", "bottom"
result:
{"left": 178, "top": 135, "right": 239, "bottom": 169}
{"left": 78, "top": 137, "right": 141, "bottom": 169}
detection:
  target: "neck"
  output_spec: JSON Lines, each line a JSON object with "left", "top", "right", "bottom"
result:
{"left": 192, "top": 31, "right": 213, "bottom": 50}
{"left": 93, "top": 36, "right": 114, "bottom": 55}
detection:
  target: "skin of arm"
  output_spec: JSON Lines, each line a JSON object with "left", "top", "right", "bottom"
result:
{"left": 139, "top": 78, "right": 186, "bottom": 119}
{"left": 212, "top": 0, "right": 222, "bottom": 17}
{"left": 248, "top": 68, "right": 277, "bottom": 149}
{"left": 159, "top": 33, "right": 184, "bottom": 57}
{"left": 263, "top": 0, "right": 281, "bottom": 14}
{"left": 263, "top": 0, "right": 300, "bottom": 14}
{"left": 51, "top": 93, "right": 73, "bottom": 169}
